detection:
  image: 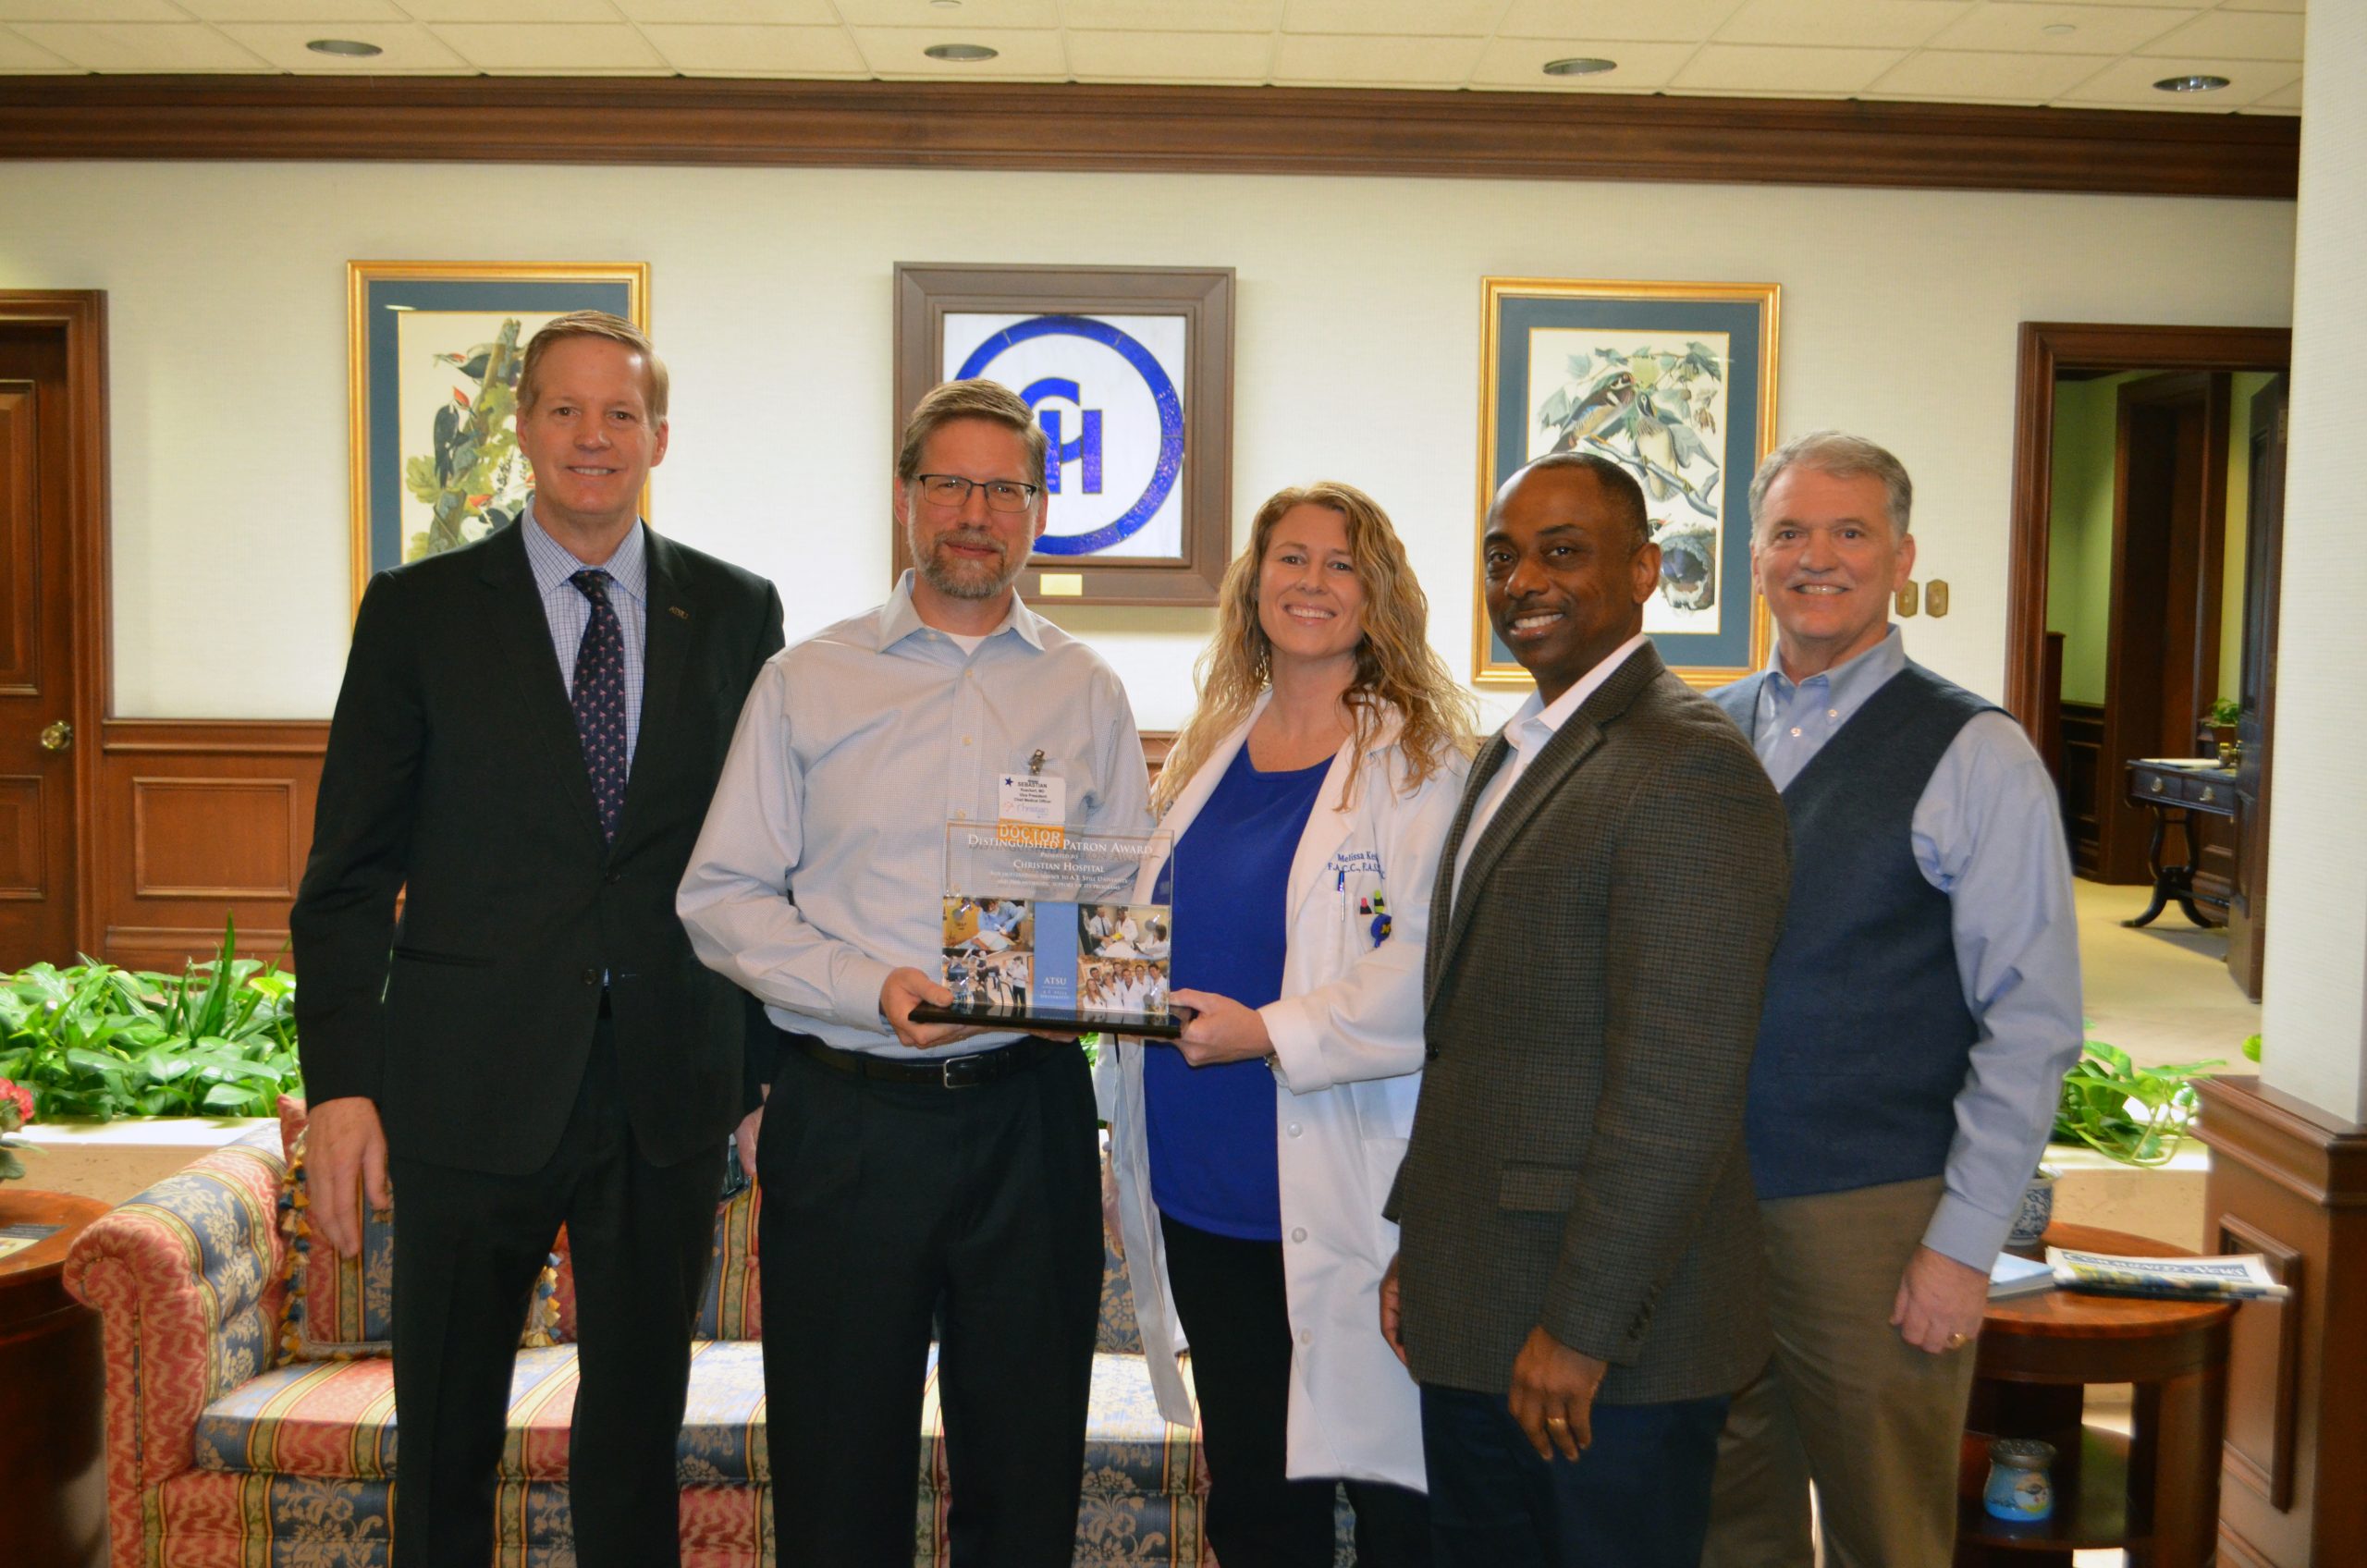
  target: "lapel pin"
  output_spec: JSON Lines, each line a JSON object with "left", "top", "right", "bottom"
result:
{"left": 668, "top": 605, "right": 689, "bottom": 620}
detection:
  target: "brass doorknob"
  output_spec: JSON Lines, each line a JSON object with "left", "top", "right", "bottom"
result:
{"left": 38, "top": 720, "right": 71, "bottom": 752}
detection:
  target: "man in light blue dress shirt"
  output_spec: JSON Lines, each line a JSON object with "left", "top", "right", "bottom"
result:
{"left": 1701, "top": 432, "right": 2082, "bottom": 1568}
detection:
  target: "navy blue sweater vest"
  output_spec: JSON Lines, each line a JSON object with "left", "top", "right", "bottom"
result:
{"left": 1712, "top": 664, "right": 1998, "bottom": 1201}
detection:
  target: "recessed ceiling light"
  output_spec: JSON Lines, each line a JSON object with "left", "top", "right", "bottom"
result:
{"left": 2041, "top": 23, "right": 2076, "bottom": 36}
{"left": 1542, "top": 56, "right": 1617, "bottom": 78}
{"left": 930, "top": 0, "right": 961, "bottom": 7}
{"left": 925, "top": 42, "right": 998, "bottom": 62}
{"left": 305, "top": 38, "right": 383, "bottom": 58}
{"left": 2154, "top": 73, "right": 2231, "bottom": 93}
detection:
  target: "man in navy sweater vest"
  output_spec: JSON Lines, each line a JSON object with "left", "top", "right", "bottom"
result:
{"left": 1700, "top": 432, "right": 2082, "bottom": 1568}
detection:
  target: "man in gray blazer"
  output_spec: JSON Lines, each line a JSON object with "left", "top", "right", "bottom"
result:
{"left": 1381, "top": 452, "right": 1791, "bottom": 1568}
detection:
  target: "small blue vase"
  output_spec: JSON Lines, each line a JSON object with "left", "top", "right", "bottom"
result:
{"left": 1983, "top": 1439, "right": 2056, "bottom": 1524}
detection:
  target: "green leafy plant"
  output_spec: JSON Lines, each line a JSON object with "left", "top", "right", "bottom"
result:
{"left": 2242, "top": 1033, "right": 2263, "bottom": 1064}
{"left": 2053, "top": 1038, "right": 2221, "bottom": 1168}
{"left": 0, "top": 919, "right": 300, "bottom": 1121}
{"left": 2207, "top": 697, "right": 2244, "bottom": 729}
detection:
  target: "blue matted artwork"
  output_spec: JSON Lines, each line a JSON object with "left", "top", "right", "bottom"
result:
{"left": 1474, "top": 278, "right": 1779, "bottom": 689}
{"left": 347, "top": 262, "right": 646, "bottom": 609}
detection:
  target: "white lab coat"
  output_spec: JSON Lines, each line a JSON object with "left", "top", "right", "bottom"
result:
{"left": 1097, "top": 696, "right": 1465, "bottom": 1491}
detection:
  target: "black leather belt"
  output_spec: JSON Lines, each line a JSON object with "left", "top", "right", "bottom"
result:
{"left": 792, "top": 1031, "right": 1065, "bottom": 1089}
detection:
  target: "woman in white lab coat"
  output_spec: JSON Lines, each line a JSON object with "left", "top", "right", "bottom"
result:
{"left": 1099, "top": 482, "right": 1473, "bottom": 1568}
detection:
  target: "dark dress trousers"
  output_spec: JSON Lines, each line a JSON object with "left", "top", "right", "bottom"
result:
{"left": 1388, "top": 644, "right": 1791, "bottom": 1568}
{"left": 291, "top": 521, "right": 784, "bottom": 1568}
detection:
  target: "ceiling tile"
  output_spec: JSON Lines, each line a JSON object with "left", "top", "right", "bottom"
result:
{"left": 2138, "top": 9, "right": 2303, "bottom": 60}
{"left": 1981, "top": 0, "right": 2208, "bottom": 7}
{"left": 397, "top": 0, "right": 622, "bottom": 19}
{"left": 1674, "top": 42, "right": 1906, "bottom": 92}
{"left": 1714, "top": 0, "right": 1972, "bottom": 49}
{"left": 1281, "top": 0, "right": 1501, "bottom": 37}
{"left": 641, "top": 20, "right": 866, "bottom": 70}
{"left": 1498, "top": 0, "right": 1747, "bottom": 43}
{"left": 1057, "top": 0, "right": 1281, "bottom": 31}
{"left": 615, "top": 0, "right": 840, "bottom": 20}
{"left": 218, "top": 19, "right": 471, "bottom": 66}
{"left": 2054, "top": 54, "right": 2284, "bottom": 106}
{"left": 2251, "top": 74, "right": 2299, "bottom": 108}
{"left": 847, "top": 23, "right": 1067, "bottom": 73}
{"left": 177, "top": 0, "right": 404, "bottom": 18}
{"left": 831, "top": 0, "right": 1059, "bottom": 26}
{"left": 0, "top": 0, "right": 186, "bottom": 17}
{"left": 11, "top": 20, "right": 274, "bottom": 68}
{"left": 1468, "top": 36, "right": 1697, "bottom": 89}
{"left": 0, "top": 24, "right": 76, "bottom": 67}
{"left": 427, "top": 20, "right": 668, "bottom": 67}
{"left": 2217, "top": 0, "right": 2301, "bottom": 11}
{"left": 1271, "top": 31, "right": 1487, "bottom": 85}
{"left": 1868, "top": 46, "right": 2114, "bottom": 99}
{"left": 1064, "top": 28, "right": 1270, "bottom": 80}
{"left": 1930, "top": 3, "right": 2191, "bottom": 54}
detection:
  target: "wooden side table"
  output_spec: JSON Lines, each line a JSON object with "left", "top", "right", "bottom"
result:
{"left": 2122, "top": 759, "right": 2238, "bottom": 930}
{"left": 1956, "top": 1222, "right": 2234, "bottom": 1566}
{"left": 0, "top": 1188, "right": 111, "bottom": 1568}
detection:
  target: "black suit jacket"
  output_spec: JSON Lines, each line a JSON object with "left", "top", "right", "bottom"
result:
{"left": 291, "top": 522, "right": 785, "bottom": 1174}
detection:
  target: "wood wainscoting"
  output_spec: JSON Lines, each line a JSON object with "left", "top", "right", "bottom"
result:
{"left": 81, "top": 720, "right": 1173, "bottom": 973}
{"left": 2195, "top": 1076, "right": 2367, "bottom": 1567}
{"left": 89, "top": 719, "right": 325, "bottom": 972}
{"left": 2060, "top": 700, "right": 2104, "bottom": 877}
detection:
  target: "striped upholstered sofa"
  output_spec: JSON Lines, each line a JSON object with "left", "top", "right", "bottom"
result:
{"left": 61, "top": 1120, "right": 1218, "bottom": 1567}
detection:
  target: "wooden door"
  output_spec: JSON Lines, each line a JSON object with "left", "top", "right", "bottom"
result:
{"left": 2096, "top": 371, "right": 2228, "bottom": 884}
{"left": 0, "top": 324, "right": 81, "bottom": 967}
{"left": 2226, "top": 376, "right": 2286, "bottom": 998}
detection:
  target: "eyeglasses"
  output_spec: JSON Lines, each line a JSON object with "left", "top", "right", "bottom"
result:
{"left": 914, "top": 473, "right": 1040, "bottom": 513}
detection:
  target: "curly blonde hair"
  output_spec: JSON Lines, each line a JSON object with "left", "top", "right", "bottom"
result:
{"left": 1156, "top": 483, "right": 1477, "bottom": 815}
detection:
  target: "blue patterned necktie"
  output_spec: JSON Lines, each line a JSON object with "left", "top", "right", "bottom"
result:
{"left": 570, "top": 570, "right": 628, "bottom": 841}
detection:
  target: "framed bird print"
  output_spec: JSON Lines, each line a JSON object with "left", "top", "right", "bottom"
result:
{"left": 1473, "top": 277, "right": 1779, "bottom": 688}
{"left": 348, "top": 261, "right": 649, "bottom": 610}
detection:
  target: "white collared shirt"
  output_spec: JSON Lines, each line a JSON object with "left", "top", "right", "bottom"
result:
{"left": 1451, "top": 632, "right": 1650, "bottom": 903}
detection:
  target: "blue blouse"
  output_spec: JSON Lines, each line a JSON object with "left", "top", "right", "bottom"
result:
{"left": 1144, "top": 744, "right": 1330, "bottom": 1242}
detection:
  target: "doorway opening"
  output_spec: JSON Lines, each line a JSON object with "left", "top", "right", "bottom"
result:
{"left": 2005, "top": 324, "right": 2288, "bottom": 998}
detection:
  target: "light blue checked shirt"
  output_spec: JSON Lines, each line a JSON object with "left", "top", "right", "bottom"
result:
{"left": 521, "top": 504, "right": 648, "bottom": 772}
{"left": 1741, "top": 626, "right": 2083, "bottom": 1271}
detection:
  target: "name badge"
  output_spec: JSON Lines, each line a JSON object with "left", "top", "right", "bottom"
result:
{"left": 1000, "top": 773, "right": 1066, "bottom": 826}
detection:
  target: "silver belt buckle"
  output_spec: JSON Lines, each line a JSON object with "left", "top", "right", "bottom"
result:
{"left": 940, "top": 1050, "right": 990, "bottom": 1088}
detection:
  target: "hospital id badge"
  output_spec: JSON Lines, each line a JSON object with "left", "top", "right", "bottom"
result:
{"left": 999, "top": 772, "right": 1065, "bottom": 827}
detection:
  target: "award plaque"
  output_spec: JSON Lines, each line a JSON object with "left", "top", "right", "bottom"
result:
{"left": 911, "top": 819, "right": 1184, "bottom": 1040}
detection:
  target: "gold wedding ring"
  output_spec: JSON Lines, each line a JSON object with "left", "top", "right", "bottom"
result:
{"left": 1945, "top": 1332, "right": 1969, "bottom": 1350}
{"left": 1545, "top": 1415, "right": 1570, "bottom": 1430}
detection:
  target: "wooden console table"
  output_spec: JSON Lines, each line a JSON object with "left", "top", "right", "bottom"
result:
{"left": 0, "top": 1188, "right": 110, "bottom": 1568}
{"left": 1957, "top": 1221, "right": 2234, "bottom": 1567}
{"left": 2123, "top": 758, "right": 2238, "bottom": 930}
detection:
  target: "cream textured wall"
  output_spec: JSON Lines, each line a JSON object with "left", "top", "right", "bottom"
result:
{"left": 0, "top": 162, "right": 2296, "bottom": 729}
{"left": 2262, "top": 8, "right": 2367, "bottom": 1123}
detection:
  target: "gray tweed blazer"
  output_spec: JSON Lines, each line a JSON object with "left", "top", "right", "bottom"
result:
{"left": 1388, "top": 643, "right": 1791, "bottom": 1405}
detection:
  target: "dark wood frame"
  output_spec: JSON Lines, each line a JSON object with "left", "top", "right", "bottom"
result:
{"left": 2002, "top": 323, "right": 2292, "bottom": 733}
{"left": 892, "top": 263, "right": 1234, "bottom": 608}
{"left": 0, "top": 77, "right": 2298, "bottom": 200}
{"left": 0, "top": 292, "right": 109, "bottom": 962}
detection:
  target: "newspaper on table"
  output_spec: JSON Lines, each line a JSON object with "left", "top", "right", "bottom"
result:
{"left": 2046, "top": 1245, "right": 2289, "bottom": 1302}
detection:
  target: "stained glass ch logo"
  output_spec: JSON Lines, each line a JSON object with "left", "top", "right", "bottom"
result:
{"left": 953, "top": 314, "right": 1185, "bottom": 557}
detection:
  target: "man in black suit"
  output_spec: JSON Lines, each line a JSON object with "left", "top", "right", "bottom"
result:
{"left": 291, "top": 312, "right": 784, "bottom": 1568}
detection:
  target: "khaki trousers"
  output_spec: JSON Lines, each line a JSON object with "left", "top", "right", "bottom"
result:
{"left": 1701, "top": 1177, "right": 1981, "bottom": 1568}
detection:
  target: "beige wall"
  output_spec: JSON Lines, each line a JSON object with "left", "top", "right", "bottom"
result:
{"left": 0, "top": 161, "right": 2297, "bottom": 731}
{"left": 2263, "top": 6, "right": 2367, "bottom": 1122}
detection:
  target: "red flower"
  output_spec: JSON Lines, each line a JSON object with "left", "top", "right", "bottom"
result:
{"left": 0, "top": 1079, "right": 32, "bottom": 1123}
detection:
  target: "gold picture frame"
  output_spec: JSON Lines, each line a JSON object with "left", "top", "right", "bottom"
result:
{"left": 347, "top": 261, "right": 650, "bottom": 611}
{"left": 1473, "top": 276, "right": 1778, "bottom": 690}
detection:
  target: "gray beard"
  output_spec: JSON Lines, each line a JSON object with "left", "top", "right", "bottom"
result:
{"left": 912, "top": 526, "right": 1025, "bottom": 601}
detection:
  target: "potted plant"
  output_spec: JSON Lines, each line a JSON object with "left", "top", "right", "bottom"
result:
{"left": 0, "top": 918, "right": 300, "bottom": 1121}
{"left": 2013, "top": 1039, "right": 2225, "bottom": 1246}
{"left": 2202, "top": 697, "right": 2244, "bottom": 767}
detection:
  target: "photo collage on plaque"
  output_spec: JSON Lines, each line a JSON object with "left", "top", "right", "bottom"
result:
{"left": 942, "top": 896, "right": 1036, "bottom": 1012}
{"left": 1075, "top": 903, "right": 1171, "bottom": 1017}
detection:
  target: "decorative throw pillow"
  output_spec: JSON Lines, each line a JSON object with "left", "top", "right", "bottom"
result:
{"left": 274, "top": 1096, "right": 562, "bottom": 1362}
